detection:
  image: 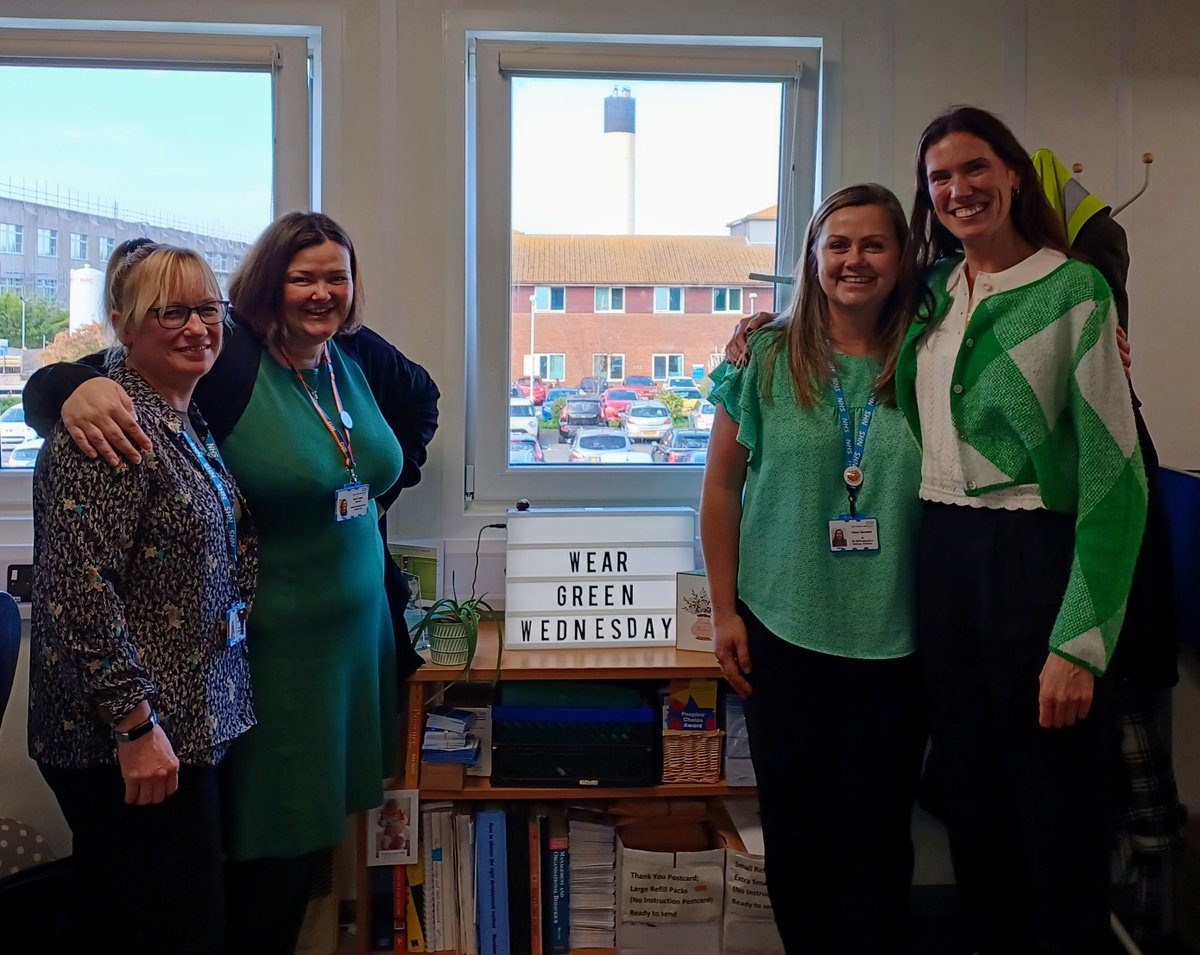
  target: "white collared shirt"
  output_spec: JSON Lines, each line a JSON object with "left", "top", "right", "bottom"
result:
{"left": 915, "top": 247, "right": 1066, "bottom": 509}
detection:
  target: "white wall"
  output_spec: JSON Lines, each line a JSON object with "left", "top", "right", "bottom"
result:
{"left": 0, "top": 0, "right": 1197, "bottom": 871}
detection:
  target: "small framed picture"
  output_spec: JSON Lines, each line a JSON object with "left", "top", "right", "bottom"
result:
{"left": 365, "top": 789, "right": 419, "bottom": 866}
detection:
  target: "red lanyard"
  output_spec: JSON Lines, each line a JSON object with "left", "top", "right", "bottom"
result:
{"left": 288, "top": 344, "right": 358, "bottom": 483}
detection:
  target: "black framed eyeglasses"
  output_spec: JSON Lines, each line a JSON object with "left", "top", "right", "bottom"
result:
{"left": 148, "top": 300, "right": 231, "bottom": 328}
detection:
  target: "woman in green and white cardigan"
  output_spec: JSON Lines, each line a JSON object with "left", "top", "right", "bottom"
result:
{"left": 895, "top": 106, "right": 1146, "bottom": 955}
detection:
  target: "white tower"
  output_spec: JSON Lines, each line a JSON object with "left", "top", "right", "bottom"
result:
{"left": 602, "top": 85, "right": 636, "bottom": 235}
{"left": 68, "top": 265, "right": 105, "bottom": 332}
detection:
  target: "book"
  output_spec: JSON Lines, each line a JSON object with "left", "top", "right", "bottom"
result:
{"left": 475, "top": 807, "right": 512, "bottom": 955}
{"left": 392, "top": 865, "right": 408, "bottom": 953}
{"left": 455, "top": 809, "right": 478, "bottom": 955}
{"left": 527, "top": 804, "right": 548, "bottom": 955}
{"left": 438, "top": 805, "right": 459, "bottom": 955}
{"left": 544, "top": 807, "right": 570, "bottom": 955}
{"left": 565, "top": 807, "right": 616, "bottom": 949}
{"left": 404, "top": 685, "right": 426, "bottom": 787}
{"left": 507, "top": 807, "right": 533, "bottom": 955}
{"left": 404, "top": 855, "right": 427, "bottom": 953}
{"left": 421, "top": 806, "right": 439, "bottom": 953}
{"left": 425, "top": 706, "right": 477, "bottom": 732}
{"left": 370, "top": 864, "right": 395, "bottom": 951}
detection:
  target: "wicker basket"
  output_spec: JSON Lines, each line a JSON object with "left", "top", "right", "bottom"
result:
{"left": 661, "top": 729, "right": 724, "bottom": 784}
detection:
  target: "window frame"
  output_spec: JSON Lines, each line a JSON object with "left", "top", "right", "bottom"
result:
{"left": 69, "top": 232, "right": 87, "bottom": 260}
{"left": 533, "top": 285, "right": 565, "bottom": 311}
{"left": 653, "top": 285, "right": 683, "bottom": 313}
{"left": 594, "top": 286, "right": 625, "bottom": 312}
{"left": 466, "top": 34, "right": 821, "bottom": 506}
{"left": 593, "top": 352, "right": 625, "bottom": 380}
{"left": 712, "top": 286, "right": 743, "bottom": 313}
{"left": 0, "top": 223, "right": 22, "bottom": 254}
{"left": 37, "top": 228, "right": 57, "bottom": 258}
{"left": 0, "top": 22, "right": 315, "bottom": 515}
{"left": 652, "top": 353, "right": 685, "bottom": 381}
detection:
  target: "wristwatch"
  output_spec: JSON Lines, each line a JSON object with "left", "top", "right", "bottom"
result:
{"left": 113, "top": 709, "right": 158, "bottom": 744}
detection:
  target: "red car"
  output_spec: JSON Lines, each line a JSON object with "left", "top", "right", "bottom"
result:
{"left": 601, "top": 387, "right": 638, "bottom": 422}
{"left": 623, "top": 375, "right": 658, "bottom": 400}
{"left": 516, "top": 376, "right": 547, "bottom": 405}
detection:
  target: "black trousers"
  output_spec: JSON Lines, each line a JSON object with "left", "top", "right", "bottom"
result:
{"left": 39, "top": 762, "right": 226, "bottom": 955}
{"left": 224, "top": 850, "right": 323, "bottom": 955}
{"left": 917, "top": 502, "right": 1114, "bottom": 955}
{"left": 738, "top": 602, "right": 925, "bottom": 955}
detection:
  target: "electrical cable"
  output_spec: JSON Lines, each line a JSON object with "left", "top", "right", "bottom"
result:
{"left": 471, "top": 523, "right": 507, "bottom": 599}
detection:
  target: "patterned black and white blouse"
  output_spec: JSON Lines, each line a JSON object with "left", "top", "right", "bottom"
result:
{"left": 28, "top": 365, "right": 259, "bottom": 768}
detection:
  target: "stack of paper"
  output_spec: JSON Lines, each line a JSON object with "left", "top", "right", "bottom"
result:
{"left": 423, "top": 707, "right": 482, "bottom": 765}
{"left": 566, "top": 807, "right": 617, "bottom": 949}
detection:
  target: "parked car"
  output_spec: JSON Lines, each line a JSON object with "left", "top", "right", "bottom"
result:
{"left": 652, "top": 429, "right": 711, "bottom": 464}
{"left": 569, "top": 429, "right": 654, "bottom": 464}
{"left": 621, "top": 401, "right": 672, "bottom": 442}
{"left": 541, "top": 387, "right": 576, "bottom": 422}
{"left": 622, "top": 375, "right": 658, "bottom": 400}
{"left": 516, "top": 376, "right": 547, "bottom": 405}
{"left": 667, "top": 386, "right": 703, "bottom": 414}
{"left": 0, "top": 404, "right": 35, "bottom": 456}
{"left": 508, "top": 433, "right": 545, "bottom": 464}
{"left": 509, "top": 398, "right": 539, "bottom": 437}
{"left": 558, "top": 395, "right": 604, "bottom": 443}
{"left": 5, "top": 435, "right": 43, "bottom": 468}
{"left": 689, "top": 400, "right": 716, "bottom": 431}
{"left": 667, "top": 377, "right": 696, "bottom": 390}
{"left": 601, "top": 387, "right": 638, "bottom": 422}
{"left": 577, "top": 376, "right": 607, "bottom": 395}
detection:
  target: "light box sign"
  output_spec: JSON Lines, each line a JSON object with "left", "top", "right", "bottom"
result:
{"left": 505, "top": 507, "right": 697, "bottom": 648}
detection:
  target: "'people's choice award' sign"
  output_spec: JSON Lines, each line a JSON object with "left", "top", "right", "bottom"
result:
{"left": 504, "top": 507, "right": 696, "bottom": 648}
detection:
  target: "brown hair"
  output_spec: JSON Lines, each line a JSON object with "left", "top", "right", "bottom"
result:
{"left": 228, "top": 211, "right": 364, "bottom": 351}
{"left": 106, "top": 245, "right": 222, "bottom": 358}
{"left": 903, "top": 105, "right": 1069, "bottom": 296}
{"left": 760, "top": 183, "right": 912, "bottom": 408}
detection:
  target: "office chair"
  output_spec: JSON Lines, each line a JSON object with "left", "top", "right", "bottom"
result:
{"left": 0, "top": 591, "right": 21, "bottom": 728}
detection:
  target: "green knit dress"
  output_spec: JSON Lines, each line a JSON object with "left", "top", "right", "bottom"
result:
{"left": 218, "top": 341, "right": 403, "bottom": 861}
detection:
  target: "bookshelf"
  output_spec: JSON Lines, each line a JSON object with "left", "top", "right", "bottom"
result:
{"left": 355, "top": 623, "right": 739, "bottom": 955}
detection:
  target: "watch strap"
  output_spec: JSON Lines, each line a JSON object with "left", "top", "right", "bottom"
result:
{"left": 114, "top": 710, "right": 158, "bottom": 744}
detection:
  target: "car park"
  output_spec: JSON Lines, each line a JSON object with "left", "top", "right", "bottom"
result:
{"left": 0, "top": 404, "right": 35, "bottom": 456}
{"left": 667, "top": 385, "right": 703, "bottom": 414}
{"left": 5, "top": 436, "right": 43, "bottom": 468}
{"left": 558, "top": 395, "right": 604, "bottom": 443}
{"left": 621, "top": 401, "right": 672, "bottom": 442}
{"left": 569, "top": 428, "right": 654, "bottom": 464}
{"left": 508, "top": 433, "right": 545, "bottom": 464}
{"left": 601, "top": 387, "right": 638, "bottom": 422}
{"left": 509, "top": 398, "right": 539, "bottom": 437}
{"left": 622, "top": 375, "right": 658, "bottom": 400}
{"left": 652, "top": 429, "right": 711, "bottom": 464}
{"left": 577, "top": 376, "right": 607, "bottom": 395}
{"left": 516, "top": 376, "right": 547, "bottom": 405}
{"left": 541, "top": 387, "right": 577, "bottom": 422}
{"left": 689, "top": 400, "right": 716, "bottom": 431}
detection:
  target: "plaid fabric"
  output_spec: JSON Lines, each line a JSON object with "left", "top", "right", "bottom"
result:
{"left": 897, "top": 255, "right": 1148, "bottom": 674}
{"left": 1113, "top": 679, "right": 1186, "bottom": 943}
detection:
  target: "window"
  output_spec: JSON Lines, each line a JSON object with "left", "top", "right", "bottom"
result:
{"left": 467, "top": 35, "right": 820, "bottom": 500}
{"left": 0, "top": 276, "right": 23, "bottom": 294}
{"left": 533, "top": 285, "right": 565, "bottom": 311}
{"left": 593, "top": 353, "right": 625, "bottom": 380}
{"left": 712, "top": 287, "right": 742, "bottom": 313}
{"left": 526, "top": 353, "right": 566, "bottom": 381}
{"left": 653, "top": 286, "right": 683, "bottom": 313}
{"left": 0, "top": 224, "right": 22, "bottom": 254}
{"left": 594, "top": 287, "right": 624, "bottom": 312}
{"left": 0, "top": 26, "right": 312, "bottom": 495}
{"left": 652, "top": 354, "right": 685, "bottom": 380}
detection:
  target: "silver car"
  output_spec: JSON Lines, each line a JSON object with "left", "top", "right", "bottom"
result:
{"left": 621, "top": 401, "right": 672, "bottom": 442}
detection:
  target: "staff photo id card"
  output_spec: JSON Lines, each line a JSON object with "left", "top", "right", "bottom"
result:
{"left": 828, "top": 517, "right": 880, "bottom": 553}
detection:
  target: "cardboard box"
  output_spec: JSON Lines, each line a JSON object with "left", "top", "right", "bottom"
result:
{"left": 714, "top": 797, "right": 785, "bottom": 955}
{"left": 676, "top": 569, "right": 715, "bottom": 652}
{"left": 723, "top": 756, "right": 757, "bottom": 788}
{"left": 419, "top": 760, "right": 465, "bottom": 791}
{"left": 616, "top": 829, "right": 725, "bottom": 955}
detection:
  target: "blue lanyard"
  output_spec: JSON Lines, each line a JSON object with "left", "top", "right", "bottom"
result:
{"left": 180, "top": 425, "right": 239, "bottom": 573}
{"left": 829, "top": 363, "right": 877, "bottom": 518}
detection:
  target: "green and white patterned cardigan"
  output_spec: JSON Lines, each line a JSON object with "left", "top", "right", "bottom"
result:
{"left": 896, "top": 254, "right": 1147, "bottom": 675}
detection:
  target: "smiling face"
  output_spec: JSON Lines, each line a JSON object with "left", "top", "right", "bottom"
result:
{"left": 124, "top": 274, "right": 224, "bottom": 406}
{"left": 813, "top": 203, "right": 902, "bottom": 319}
{"left": 924, "top": 131, "right": 1021, "bottom": 250}
{"left": 280, "top": 239, "right": 354, "bottom": 356}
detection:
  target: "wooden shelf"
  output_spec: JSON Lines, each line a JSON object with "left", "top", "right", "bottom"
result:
{"left": 413, "top": 777, "right": 748, "bottom": 800}
{"left": 411, "top": 622, "right": 721, "bottom": 682}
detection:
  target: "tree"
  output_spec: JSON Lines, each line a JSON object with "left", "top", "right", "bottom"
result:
{"left": 41, "top": 323, "right": 105, "bottom": 366}
{"left": 0, "top": 292, "right": 70, "bottom": 349}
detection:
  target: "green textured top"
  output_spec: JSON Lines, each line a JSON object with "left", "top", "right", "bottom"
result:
{"left": 896, "top": 254, "right": 1147, "bottom": 674}
{"left": 217, "top": 341, "right": 404, "bottom": 860}
{"left": 710, "top": 331, "right": 922, "bottom": 659}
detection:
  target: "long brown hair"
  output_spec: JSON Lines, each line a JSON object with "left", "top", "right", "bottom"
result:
{"left": 229, "top": 211, "right": 365, "bottom": 352}
{"left": 761, "top": 183, "right": 911, "bottom": 408}
{"left": 902, "top": 106, "right": 1069, "bottom": 305}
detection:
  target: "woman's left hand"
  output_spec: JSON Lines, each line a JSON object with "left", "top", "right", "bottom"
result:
{"left": 1116, "top": 325, "right": 1132, "bottom": 379}
{"left": 1037, "top": 653, "right": 1094, "bottom": 728}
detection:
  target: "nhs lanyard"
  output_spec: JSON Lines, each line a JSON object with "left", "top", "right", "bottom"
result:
{"left": 828, "top": 363, "right": 877, "bottom": 519}
{"left": 179, "top": 426, "right": 239, "bottom": 572}
{"left": 289, "top": 345, "right": 358, "bottom": 483}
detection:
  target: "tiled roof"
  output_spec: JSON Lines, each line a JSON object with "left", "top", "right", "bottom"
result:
{"left": 725, "top": 204, "right": 778, "bottom": 227}
{"left": 512, "top": 233, "right": 776, "bottom": 285}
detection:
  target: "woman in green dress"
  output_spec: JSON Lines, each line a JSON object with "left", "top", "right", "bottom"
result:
{"left": 24, "top": 213, "right": 440, "bottom": 955}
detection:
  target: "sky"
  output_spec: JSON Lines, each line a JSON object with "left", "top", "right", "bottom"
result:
{"left": 512, "top": 77, "right": 782, "bottom": 236}
{"left": 0, "top": 65, "right": 273, "bottom": 241}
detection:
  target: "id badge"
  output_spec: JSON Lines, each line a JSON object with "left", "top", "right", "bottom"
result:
{"left": 829, "top": 516, "right": 880, "bottom": 553}
{"left": 227, "top": 601, "right": 248, "bottom": 647}
{"left": 335, "top": 482, "right": 370, "bottom": 522}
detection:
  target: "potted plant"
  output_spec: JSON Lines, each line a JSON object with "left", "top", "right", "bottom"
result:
{"left": 410, "top": 593, "right": 503, "bottom": 681}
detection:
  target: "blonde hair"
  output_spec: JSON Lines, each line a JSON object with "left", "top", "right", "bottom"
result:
{"left": 106, "top": 244, "right": 222, "bottom": 361}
